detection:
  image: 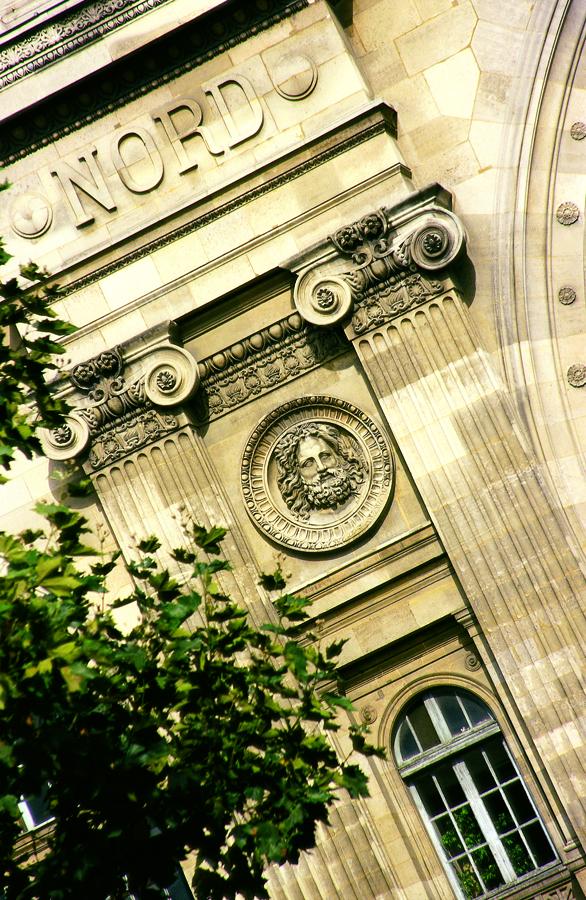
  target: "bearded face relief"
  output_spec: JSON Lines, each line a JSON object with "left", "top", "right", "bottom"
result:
{"left": 241, "top": 396, "right": 394, "bottom": 553}
{"left": 274, "top": 423, "right": 365, "bottom": 520}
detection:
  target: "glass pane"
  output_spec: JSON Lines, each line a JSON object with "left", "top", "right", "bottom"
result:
{"left": 453, "top": 805, "right": 483, "bottom": 850}
{"left": 452, "top": 858, "right": 483, "bottom": 899}
{"left": 485, "top": 738, "right": 516, "bottom": 783}
{"left": 23, "top": 788, "right": 52, "bottom": 828}
{"left": 434, "top": 764, "right": 466, "bottom": 807}
{"left": 436, "top": 693, "right": 469, "bottom": 736}
{"left": 417, "top": 777, "right": 445, "bottom": 817}
{"left": 461, "top": 694, "right": 492, "bottom": 728}
{"left": 504, "top": 780, "right": 534, "bottom": 825}
{"left": 482, "top": 792, "right": 514, "bottom": 833}
{"left": 435, "top": 814, "right": 465, "bottom": 857}
{"left": 407, "top": 703, "right": 441, "bottom": 751}
{"left": 465, "top": 749, "right": 495, "bottom": 794}
{"left": 397, "top": 721, "right": 420, "bottom": 760}
{"left": 502, "top": 831, "right": 534, "bottom": 876}
{"left": 523, "top": 821, "right": 557, "bottom": 868}
{"left": 470, "top": 845, "right": 504, "bottom": 891}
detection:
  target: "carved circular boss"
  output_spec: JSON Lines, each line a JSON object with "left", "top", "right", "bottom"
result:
{"left": 241, "top": 396, "right": 395, "bottom": 553}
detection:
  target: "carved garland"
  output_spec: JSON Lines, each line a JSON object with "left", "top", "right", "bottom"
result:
{"left": 195, "top": 313, "right": 347, "bottom": 421}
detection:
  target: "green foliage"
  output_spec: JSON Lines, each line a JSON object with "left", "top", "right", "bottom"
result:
{"left": 0, "top": 522, "right": 384, "bottom": 899}
{"left": 0, "top": 214, "right": 385, "bottom": 897}
{"left": 0, "top": 198, "right": 75, "bottom": 483}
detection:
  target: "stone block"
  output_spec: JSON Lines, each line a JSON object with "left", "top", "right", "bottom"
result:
{"left": 396, "top": 2, "right": 477, "bottom": 75}
{"left": 353, "top": 0, "right": 421, "bottom": 49}
{"left": 423, "top": 48, "right": 479, "bottom": 119}
{"left": 472, "top": 19, "right": 525, "bottom": 75}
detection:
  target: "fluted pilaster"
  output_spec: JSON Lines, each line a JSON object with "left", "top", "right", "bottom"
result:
{"left": 288, "top": 188, "right": 586, "bottom": 847}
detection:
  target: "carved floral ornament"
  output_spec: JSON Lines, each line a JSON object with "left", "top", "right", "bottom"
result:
{"left": 293, "top": 207, "right": 466, "bottom": 332}
{"left": 241, "top": 396, "right": 394, "bottom": 553}
{"left": 40, "top": 344, "right": 199, "bottom": 468}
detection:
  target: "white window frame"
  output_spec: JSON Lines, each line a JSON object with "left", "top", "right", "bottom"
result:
{"left": 395, "top": 690, "right": 558, "bottom": 899}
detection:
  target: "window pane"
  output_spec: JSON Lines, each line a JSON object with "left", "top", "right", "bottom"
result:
{"left": 482, "top": 792, "right": 514, "bottom": 834}
{"left": 461, "top": 695, "right": 492, "bottom": 728}
{"left": 397, "top": 721, "right": 420, "bottom": 760}
{"left": 435, "top": 814, "right": 465, "bottom": 857}
{"left": 417, "top": 777, "right": 445, "bottom": 817}
{"left": 465, "top": 749, "right": 495, "bottom": 794}
{"left": 501, "top": 832, "right": 533, "bottom": 876}
{"left": 407, "top": 703, "right": 441, "bottom": 752}
{"left": 434, "top": 765, "right": 466, "bottom": 807}
{"left": 485, "top": 738, "right": 516, "bottom": 783}
{"left": 452, "top": 858, "right": 483, "bottom": 899}
{"left": 523, "top": 822, "right": 556, "bottom": 868}
{"left": 453, "top": 805, "right": 483, "bottom": 850}
{"left": 504, "top": 780, "right": 534, "bottom": 825}
{"left": 470, "top": 845, "right": 504, "bottom": 891}
{"left": 436, "top": 693, "right": 469, "bottom": 736}
{"left": 22, "top": 788, "right": 52, "bottom": 829}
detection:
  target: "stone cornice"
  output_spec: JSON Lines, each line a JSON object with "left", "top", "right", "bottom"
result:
{"left": 0, "top": 0, "right": 173, "bottom": 86}
{"left": 0, "top": 0, "right": 308, "bottom": 164}
{"left": 285, "top": 184, "right": 467, "bottom": 336}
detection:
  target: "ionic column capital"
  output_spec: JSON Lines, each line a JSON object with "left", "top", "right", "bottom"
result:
{"left": 286, "top": 184, "right": 467, "bottom": 334}
{"left": 40, "top": 338, "right": 199, "bottom": 469}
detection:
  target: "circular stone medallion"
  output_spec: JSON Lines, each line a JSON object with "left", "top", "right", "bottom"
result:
{"left": 241, "top": 396, "right": 394, "bottom": 553}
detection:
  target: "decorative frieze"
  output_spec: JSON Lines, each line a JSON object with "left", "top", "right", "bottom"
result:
{"left": 195, "top": 313, "right": 347, "bottom": 422}
{"left": 40, "top": 343, "right": 199, "bottom": 470}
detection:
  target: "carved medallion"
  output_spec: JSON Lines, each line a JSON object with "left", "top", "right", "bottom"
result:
{"left": 567, "top": 363, "right": 586, "bottom": 387}
{"left": 558, "top": 286, "right": 576, "bottom": 305}
{"left": 556, "top": 201, "right": 580, "bottom": 225}
{"left": 241, "top": 396, "right": 394, "bottom": 552}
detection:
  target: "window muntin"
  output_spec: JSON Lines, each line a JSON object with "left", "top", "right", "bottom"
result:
{"left": 394, "top": 689, "right": 557, "bottom": 899}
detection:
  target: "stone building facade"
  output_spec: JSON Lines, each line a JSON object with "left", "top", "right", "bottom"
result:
{"left": 0, "top": 1, "right": 585, "bottom": 897}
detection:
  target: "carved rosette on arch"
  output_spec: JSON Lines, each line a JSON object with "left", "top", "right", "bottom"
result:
{"left": 40, "top": 344, "right": 199, "bottom": 470}
{"left": 241, "top": 396, "right": 394, "bottom": 553}
{"left": 293, "top": 204, "right": 466, "bottom": 335}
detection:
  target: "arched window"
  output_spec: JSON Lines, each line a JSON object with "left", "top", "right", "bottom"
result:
{"left": 393, "top": 688, "right": 558, "bottom": 899}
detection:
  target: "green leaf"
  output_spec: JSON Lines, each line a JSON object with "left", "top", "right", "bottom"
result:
{"left": 138, "top": 536, "right": 161, "bottom": 553}
{"left": 259, "top": 568, "right": 287, "bottom": 592}
{"left": 60, "top": 665, "right": 84, "bottom": 692}
{"left": 192, "top": 524, "right": 227, "bottom": 554}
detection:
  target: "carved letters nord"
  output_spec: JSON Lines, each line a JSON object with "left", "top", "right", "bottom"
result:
{"left": 48, "top": 74, "right": 264, "bottom": 228}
